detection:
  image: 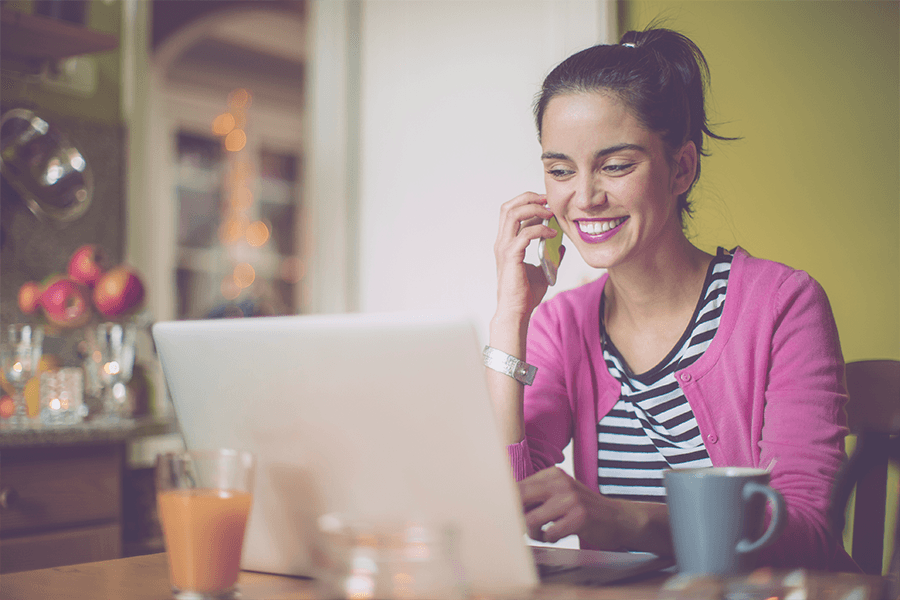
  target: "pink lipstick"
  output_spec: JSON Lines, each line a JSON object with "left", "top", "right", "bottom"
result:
{"left": 574, "top": 217, "right": 628, "bottom": 244}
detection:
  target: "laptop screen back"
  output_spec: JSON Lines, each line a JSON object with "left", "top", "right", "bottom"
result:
{"left": 152, "top": 312, "right": 538, "bottom": 593}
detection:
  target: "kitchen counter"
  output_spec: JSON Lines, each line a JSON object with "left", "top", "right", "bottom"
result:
{"left": 0, "top": 416, "right": 182, "bottom": 573}
{"left": 0, "top": 416, "right": 177, "bottom": 449}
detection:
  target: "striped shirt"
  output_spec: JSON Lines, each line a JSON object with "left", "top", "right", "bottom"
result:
{"left": 597, "top": 248, "right": 733, "bottom": 502}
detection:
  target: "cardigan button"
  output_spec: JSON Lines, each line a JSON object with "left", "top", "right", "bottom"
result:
{"left": 679, "top": 372, "right": 692, "bottom": 382}
{"left": 706, "top": 433, "right": 718, "bottom": 444}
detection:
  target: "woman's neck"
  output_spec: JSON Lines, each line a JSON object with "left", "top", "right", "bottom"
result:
{"left": 603, "top": 235, "right": 714, "bottom": 331}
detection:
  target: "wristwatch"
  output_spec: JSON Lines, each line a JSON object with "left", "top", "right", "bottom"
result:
{"left": 482, "top": 346, "right": 537, "bottom": 386}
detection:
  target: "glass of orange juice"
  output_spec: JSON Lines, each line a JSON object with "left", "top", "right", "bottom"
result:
{"left": 156, "top": 449, "right": 255, "bottom": 599}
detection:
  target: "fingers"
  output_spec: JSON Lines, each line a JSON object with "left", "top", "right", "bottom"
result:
{"left": 524, "top": 499, "right": 565, "bottom": 542}
{"left": 524, "top": 494, "right": 584, "bottom": 544}
{"left": 519, "top": 468, "right": 585, "bottom": 543}
{"left": 539, "top": 505, "right": 586, "bottom": 543}
{"left": 492, "top": 192, "right": 556, "bottom": 321}
{"left": 496, "top": 193, "right": 553, "bottom": 252}
{"left": 498, "top": 191, "right": 549, "bottom": 223}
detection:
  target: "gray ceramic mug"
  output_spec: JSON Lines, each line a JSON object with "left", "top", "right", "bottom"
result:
{"left": 663, "top": 467, "right": 786, "bottom": 576}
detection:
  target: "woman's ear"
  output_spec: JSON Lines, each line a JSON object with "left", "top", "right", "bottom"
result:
{"left": 671, "top": 141, "right": 698, "bottom": 196}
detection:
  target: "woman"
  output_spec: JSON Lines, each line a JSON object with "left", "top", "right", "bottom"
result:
{"left": 487, "top": 28, "right": 854, "bottom": 570}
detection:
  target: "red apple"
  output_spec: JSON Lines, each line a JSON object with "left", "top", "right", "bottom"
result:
{"left": 0, "top": 396, "right": 14, "bottom": 419}
{"left": 39, "top": 277, "right": 93, "bottom": 329}
{"left": 18, "top": 281, "right": 41, "bottom": 315}
{"left": 93, "top": 265, "right": 146, "bottom": 317}
{"left": 68, "top": 244, "right": 109, "bottom": 287}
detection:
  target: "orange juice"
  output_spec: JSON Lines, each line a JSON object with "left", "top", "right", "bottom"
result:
{"left": 158, "top": 488, "right": 252, "bottom": 594}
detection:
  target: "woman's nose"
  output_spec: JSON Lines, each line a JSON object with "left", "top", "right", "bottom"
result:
{"left": 572, "top": 174, "right": 606, "bottom": 210}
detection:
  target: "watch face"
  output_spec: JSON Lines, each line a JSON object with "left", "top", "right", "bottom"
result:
{"left": 483, "top": 346, "right": 534, "bottom": 385}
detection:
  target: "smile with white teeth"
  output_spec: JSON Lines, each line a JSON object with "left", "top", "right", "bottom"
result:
{"left": 578, "top": 217, "right": 628, "bottom": 235}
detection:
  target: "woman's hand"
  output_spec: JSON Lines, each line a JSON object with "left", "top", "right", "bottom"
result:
{"left": 518, "top": 467, "right": 673, "bottom": 556}
{"left": 487, "top": 193, "right": 563, "bottom": 445}
{"left": 519, "top": 467, "right": 621, "bottom": 548}
{"left": 493, "top": 192, "right": 561, "bottom": 324}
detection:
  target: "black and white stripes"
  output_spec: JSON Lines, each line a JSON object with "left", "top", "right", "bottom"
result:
{"left": 597, "top": 249, "right": 733, "bottom": 502}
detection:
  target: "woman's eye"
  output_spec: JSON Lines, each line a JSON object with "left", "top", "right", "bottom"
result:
{"left": 603, "top": 163, "right": 635, "bottom": 174}
{"left": 547, "top": 168, "right": 574, "bottom": 179}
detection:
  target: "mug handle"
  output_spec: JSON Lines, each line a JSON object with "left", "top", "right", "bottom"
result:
{"left": 735, "top": 481, "right": 787, "bottom": 554}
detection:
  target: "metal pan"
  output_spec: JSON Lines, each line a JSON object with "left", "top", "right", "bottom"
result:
{"left": 0, "top": 108, "right": 93, "bottom": 224}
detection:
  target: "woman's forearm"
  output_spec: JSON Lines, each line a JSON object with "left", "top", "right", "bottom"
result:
{"left": 583, "top": 496, "right": 674, "bottom": 557}
{"left": 615, "top": 499, "right": 674, "bottom": 557}
{"left": 487, "top": 311, "right": 530, "bottom": 445}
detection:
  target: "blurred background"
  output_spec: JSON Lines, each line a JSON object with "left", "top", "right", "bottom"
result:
{"left": 2, "top": 0, "right": 897, "bottom": 358}
{"left": 2, "top": 0, "right": 896, "bottom": 359}
{"left": 0, "top": 0, "right": 896, "bottom": 571}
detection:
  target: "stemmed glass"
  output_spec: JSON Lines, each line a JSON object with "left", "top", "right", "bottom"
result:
{"left": 90, "top": 321, "right": 136, "bottom": 425}
{"left": 0, "top": 324, "right": 44, "bottom": 428}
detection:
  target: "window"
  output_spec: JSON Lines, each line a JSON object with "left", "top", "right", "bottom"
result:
{"left": 147, "top": 6, "right": 307, "bottom": 319}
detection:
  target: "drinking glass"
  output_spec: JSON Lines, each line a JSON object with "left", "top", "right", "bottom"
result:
{"left": 90, "top": 321, "right": 136, "bottom": 425}
{"left": 0, "top": 324, "right": 44, "bottom": 428}
{"left": 318, "top": 515, "right": 467, "bottom": 600}
{"left": 157, "top": 449, "right": 256, "bottom": 600}
{"left": 40, "top": 367, "right": 87, "bottom": 426}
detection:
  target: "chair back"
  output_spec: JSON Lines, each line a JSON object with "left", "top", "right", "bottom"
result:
{"left": 830, "top": 359, "right": 900, "bottom": 578}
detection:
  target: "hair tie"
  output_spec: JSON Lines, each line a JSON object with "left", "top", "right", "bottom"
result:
{"left": 621, "top": 42, "right": 636, "bottom": 48}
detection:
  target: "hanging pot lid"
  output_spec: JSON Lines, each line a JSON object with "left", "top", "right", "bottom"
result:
{"left": 0, "top": 107, "right": 93, "bottom": 224}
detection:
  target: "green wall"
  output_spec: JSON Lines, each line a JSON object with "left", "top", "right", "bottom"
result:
{"left": 622, "top": 0, "right": 899, "bottom": 363}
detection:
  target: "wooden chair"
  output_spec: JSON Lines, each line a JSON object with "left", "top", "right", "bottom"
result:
{"left": 830, "top": 359, "right": 900, "bottom": 576}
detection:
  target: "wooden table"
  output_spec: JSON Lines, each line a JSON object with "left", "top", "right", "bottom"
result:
{"left": 0, "top": 552, "right": 888, "bottom": 600}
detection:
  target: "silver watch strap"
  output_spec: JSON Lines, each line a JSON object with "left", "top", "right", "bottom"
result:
{"left": 482, "top": 345, "right": 537, "bottom": 386}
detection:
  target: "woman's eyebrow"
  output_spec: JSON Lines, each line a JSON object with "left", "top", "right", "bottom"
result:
{"left": 540, "top": 143, "right": 647, "bottom": 162}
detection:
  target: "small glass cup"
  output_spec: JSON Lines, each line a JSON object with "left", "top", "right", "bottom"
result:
{"left": 40, "top": 367, "right": 87, "bottom": 425}
{"left": 0, "top": 323, "right": 43, "bottom": 429}
{"left": 317, "top": 514, "right": 467, "bottom": 600}
{"left": 156, "top": 449, "right": 255, "bottom": 600}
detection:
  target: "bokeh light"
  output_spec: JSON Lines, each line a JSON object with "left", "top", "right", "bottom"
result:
{"left": 225, "top": 129, "right": 247, "bottom": 152}
{"left": 228, "top": 88, "right": 252, "bottom": 109}
{"left": 219, "top": 214, "right": 249, "bottom": 244}
{"left": 233, "top": 262, "right": 256, "bottom": 288}
{"left": 70, "top": 153, "right": 86, "bottom": 171}
{"left": 212, "top": 112, "right": 235, "bottom": 136}
{"left": 246, "top": 220, "right": 270, "bottom": 247}
{"left": 44, "top": 159, "right": 62, "bottom": 185}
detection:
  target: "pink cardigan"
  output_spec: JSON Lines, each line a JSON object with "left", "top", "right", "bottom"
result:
{"left": 509, "top": 248, "right": 855, "bottom": 570}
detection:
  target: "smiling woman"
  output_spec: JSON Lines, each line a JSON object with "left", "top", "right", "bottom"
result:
{"left": 487, "top": 27, "right": 857, "bottom": 572}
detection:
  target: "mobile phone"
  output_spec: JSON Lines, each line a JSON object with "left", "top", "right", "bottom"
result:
{"left": 538, "top": 216, "right": 563, "bottom": 286}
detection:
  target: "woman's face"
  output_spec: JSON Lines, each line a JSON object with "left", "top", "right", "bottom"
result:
{"left": 540, "top": 91, "right": 694, "bottom": 271}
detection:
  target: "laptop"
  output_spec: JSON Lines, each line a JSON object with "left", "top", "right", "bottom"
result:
{"left": 151, "top": 312, "right": 670, "bottom": 593}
